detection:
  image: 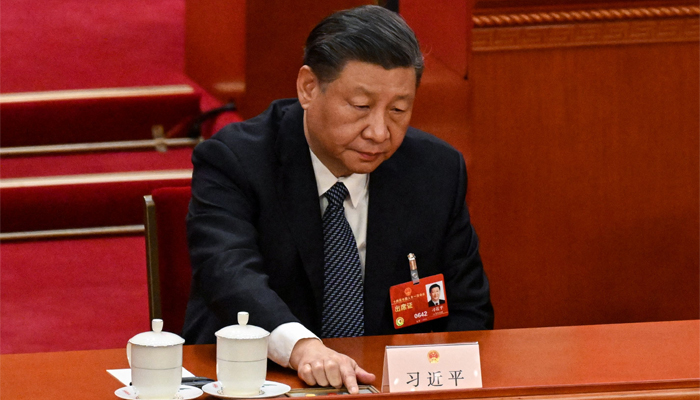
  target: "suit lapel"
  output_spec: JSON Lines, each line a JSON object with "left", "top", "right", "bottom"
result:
{"left": 364, "top": 154, "right": 413, "bottom": 335}
{"left": 274, "top": 103, "right": 326, "bottom": 319}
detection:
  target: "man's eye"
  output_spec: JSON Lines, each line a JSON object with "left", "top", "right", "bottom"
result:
{"left": 392, "top": 107, "right": 406, "bottom": 113}
{"left": 354, "top": 105, "right": 370, "bottom": 110}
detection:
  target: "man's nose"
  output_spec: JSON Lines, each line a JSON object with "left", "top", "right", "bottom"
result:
{"left": 362, "top": 110, "right": 390, "bottom": 142}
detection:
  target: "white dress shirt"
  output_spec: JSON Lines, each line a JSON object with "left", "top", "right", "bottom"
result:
{"left": 267, "top": 148, "right": 369, "bottom": 367}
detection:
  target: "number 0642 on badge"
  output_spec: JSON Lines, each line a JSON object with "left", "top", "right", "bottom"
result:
{"left": 390, "top": 274, "right": 448, "bottom": 329}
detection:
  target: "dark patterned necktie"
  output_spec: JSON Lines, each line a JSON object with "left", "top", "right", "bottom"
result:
{"left": 321, "top": 181, "right": 365, "bottom": 338}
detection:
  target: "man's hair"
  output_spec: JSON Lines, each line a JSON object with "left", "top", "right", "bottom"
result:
{"left": 429, "top": 284, "right": 440, "bottom": 292}
{"left": 303, "top": 5, "right": 424, "bottom": 86}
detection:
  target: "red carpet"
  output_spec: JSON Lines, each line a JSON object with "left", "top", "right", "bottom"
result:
{"left": 1, "top": 91, "right": 202, "bottom": 147}
{"left": 0, "top": 0, "right": 240, "bottom": 354}
{"left": 1, "top": 0, "right": 187, "bottom": 92}
{"left": 0, "top": 0, "right": 242, "bottom": 126}
{"left": 1, "top": 178, "right": 192, "bottom": 232}
{"left": 1, "top": 148, "right": 194, "bottom": 179}
{"left": 1, "top": 236, "right": 150, "bottom": 354}
{"left": 1, "top": 148, "right": 195, "bottom": 232}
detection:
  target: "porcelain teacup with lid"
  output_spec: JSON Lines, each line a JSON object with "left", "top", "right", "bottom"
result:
{"left": 127, "top": 319, "right": 184, "bottom": 399}
{"left": 215, "top": 311, "right": 270, "bottom": 396}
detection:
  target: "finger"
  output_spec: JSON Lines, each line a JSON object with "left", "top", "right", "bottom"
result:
{"left": 310, "top": 360, "right": 330, "bottom": 387}
{"left": 354, "top": 365, "right": 376, "bottom": 384}
{"left": 324, "top": 359, "right": 343, "bottom": 388}
{"left": 340, "top": 362, "right": 360, "bottom": 394}
{"left": 297, "top": 363, "right": 317, "bottom": 386}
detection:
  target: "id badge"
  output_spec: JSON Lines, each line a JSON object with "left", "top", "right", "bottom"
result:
{"left": 390, "top": 273, "right": 449, "bottom": 329}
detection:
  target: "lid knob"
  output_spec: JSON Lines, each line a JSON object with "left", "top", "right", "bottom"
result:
{"left": 129, "top": 319, "right": 184, "bottom": 347}
{"left": 152, "top": 319, "right": 163, "bottom": 333}
{"left": 215, "top": 312, "right": 269, "bottom": 339}
{"left": 237, "top": 311, "right": 249, "bottom": 326}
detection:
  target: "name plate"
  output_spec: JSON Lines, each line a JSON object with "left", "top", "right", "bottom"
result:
{"left": 381, "top": 342, "right": 482, "bottom": 393}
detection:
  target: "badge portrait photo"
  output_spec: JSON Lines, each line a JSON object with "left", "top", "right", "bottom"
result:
{"left": 426, "top": 281, "right": 446, "bottom": 307}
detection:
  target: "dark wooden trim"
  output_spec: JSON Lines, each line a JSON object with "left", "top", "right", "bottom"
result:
{"left": 367, "top": 379, "right": 700, "bottom": 399}
{"left": 474, "top": 5, "right": 699, "bottom": 27}
{"left": 0, "top": 225, "right": 144, "bottom": 241}
{"left": 473, "top": 4, "right": 699, "bottom": 51}
{"left": 0, "top": 85, "right": 194, "bottom": 103}
{"left": 143, "top": 195, "right": 163, "bottom": 322}
{"left": 0, "top": 137, "right": 202, "bottom": 157}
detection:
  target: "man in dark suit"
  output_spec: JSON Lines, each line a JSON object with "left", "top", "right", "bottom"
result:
{"left": 183, "top": 5, "right": 493, "bottom": 394}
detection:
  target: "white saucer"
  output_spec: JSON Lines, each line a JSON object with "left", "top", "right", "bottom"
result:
{"left": 202, "top": 381, "right": 291, "bottom": 399}
{"left": 115, "top": 385, "right": 203, "bottom": 399}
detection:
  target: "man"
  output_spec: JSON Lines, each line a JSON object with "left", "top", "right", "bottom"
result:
{"left": 428, "top": 284, "right": 446, "bottom": 307}
{"left": 183, "top": 5, "right": 493, "bottom": 394}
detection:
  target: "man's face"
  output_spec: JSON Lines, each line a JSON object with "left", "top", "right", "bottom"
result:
{"left": 298, "top": 61, "right": 416, "bottom": 177}
{"left": 430, "top": 287, "right": 440, "bottom": 302}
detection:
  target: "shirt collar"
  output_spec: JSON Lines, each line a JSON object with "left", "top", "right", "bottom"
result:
{"left": 309, "top": 149, "right": 368, "bottom": 209}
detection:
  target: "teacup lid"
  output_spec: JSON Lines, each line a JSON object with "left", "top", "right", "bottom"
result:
{"left": 215, "top": 312, "right": 270, "bottom": 340}
{"left": 129, "top": 319, "right": 185, "bottom": 347}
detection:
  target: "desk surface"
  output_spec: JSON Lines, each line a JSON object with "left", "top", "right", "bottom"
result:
{"left": 2, "top": 320, "right": 698, "bottom": 399}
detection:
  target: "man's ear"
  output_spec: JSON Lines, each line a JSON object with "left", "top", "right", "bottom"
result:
{"left": 297, "top": 65, "right": 319, "bottom": 110}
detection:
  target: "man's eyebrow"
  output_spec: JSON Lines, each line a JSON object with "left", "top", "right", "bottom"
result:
{"left": 352, "top": 86, "right": 413, "bottom": 101}
{"left": 352, "top": 86, "right": 372, "bottom": 96}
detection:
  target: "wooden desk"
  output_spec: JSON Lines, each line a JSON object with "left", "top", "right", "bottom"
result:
{"left": 2, "top": 320, "right": 698, "bottom": 399}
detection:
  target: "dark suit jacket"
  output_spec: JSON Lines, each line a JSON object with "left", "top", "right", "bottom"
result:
{"left": 429, "top": 300, "right": 446, "bottom": 307}
{"left": 183, "top": 99, "right": 493, "bottom": 343}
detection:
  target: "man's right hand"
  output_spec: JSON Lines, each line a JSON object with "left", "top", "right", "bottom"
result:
{"left": 289, "top": 338, "right": 376, "bottom": 394}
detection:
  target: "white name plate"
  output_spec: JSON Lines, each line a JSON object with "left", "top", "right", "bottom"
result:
{"left": 381, "top": 342, "right": 482, "bottom": 393}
